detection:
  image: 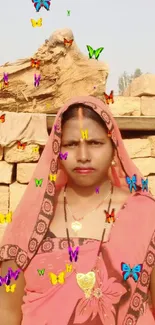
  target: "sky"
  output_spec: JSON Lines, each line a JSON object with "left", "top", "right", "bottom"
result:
{"left": 0, "top": 0, "right": 155, "bottom": 94}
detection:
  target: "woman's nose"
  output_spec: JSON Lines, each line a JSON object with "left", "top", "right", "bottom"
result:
{"left": 76, "top": 141, "right": 91, "bottom": 162}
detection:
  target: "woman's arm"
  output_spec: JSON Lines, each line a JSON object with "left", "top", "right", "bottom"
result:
{"left": 0, "top": 260, "right": 26, "bottom": 325}
{"left": 150, "top": 266, "right": 155, "bottom": 318}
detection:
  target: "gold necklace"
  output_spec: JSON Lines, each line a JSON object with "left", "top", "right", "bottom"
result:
{"left": 63, "top": 183, "right": 114, "bottom": 298}
{"left": 64, "top": 181, "right": 112, "bottom": 233}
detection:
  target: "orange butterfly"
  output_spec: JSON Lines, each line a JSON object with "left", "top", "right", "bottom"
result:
{"left": 0, "top": 114, "right": 5, "bottom": 123}
{"left": 104, "top": 208, "right": 115, "bottom": 223}
{"left": 104, "top": 91, "right": 114, "bottom": 105}
{"left": 107, "top": 130, "right": 112, "bottom": 137}
{"left": 17, "top": 141, "right": 27, "bottom": 150}
{"left": 64, "top": 38, "right": 73, "bottom": 47}
{"left": 31, "top": 58, "right": 40, "bottom": 69}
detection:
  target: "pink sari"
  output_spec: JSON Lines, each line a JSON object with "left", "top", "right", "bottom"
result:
{"left": 0, "top": 96, "right": 155, "bottom": 325}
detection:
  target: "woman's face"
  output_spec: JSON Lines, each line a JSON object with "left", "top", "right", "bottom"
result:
{"left": 60, "top": 117, "right": 115, "bottom": 187}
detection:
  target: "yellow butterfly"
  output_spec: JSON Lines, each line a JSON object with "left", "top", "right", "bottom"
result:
{"left": 49, "top": 272, "right": 65, "bottom": 285}
{"left": 31, "top": 18, "right": 42, "bottom": 28}
{"left": 0, "top": 82, "right": 4, "bottom": 90}
{"left": 0, "top": 211, "right": 12, "bottom": 224}
{"left": 32, "top": 146, "right": 39, "bottom": 153}
{"left": 49, "top": 174, "right": 57, "bottom": 182}
{"left": 5, "top": 284, "right": 16, "bottom": 292}
{"left": 81, "top": 129, "right": 88, "bottom": 140}
{"left": 65, "top": 264, "right": 73, "bottom": 273}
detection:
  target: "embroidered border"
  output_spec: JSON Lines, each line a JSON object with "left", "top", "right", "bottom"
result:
{"left": 123, "top": 229, "right": 155, "bottom": 324}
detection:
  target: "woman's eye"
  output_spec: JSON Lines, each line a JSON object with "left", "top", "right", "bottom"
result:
{"left": 63, "top": 143, "right": 77, "bottom": 147}
{"left": 90, "top": 141, "right": 102, "bottom": 145}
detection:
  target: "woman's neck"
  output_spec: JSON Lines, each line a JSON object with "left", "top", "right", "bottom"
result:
{"left": 66, "top": 178, "right": 112, "bottom": 205}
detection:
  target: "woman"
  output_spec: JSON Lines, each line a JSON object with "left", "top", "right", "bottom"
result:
{"left": 0, "top": 96, "right": 155, "bottom": 325}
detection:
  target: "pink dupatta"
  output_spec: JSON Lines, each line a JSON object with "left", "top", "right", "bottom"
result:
{"left": 0, "top": 96, "right": 155, "bottom": 325}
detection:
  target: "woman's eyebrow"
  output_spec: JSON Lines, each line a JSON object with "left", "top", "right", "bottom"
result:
{"left": 62, "top": 138, "right": 106, "bottom": 143}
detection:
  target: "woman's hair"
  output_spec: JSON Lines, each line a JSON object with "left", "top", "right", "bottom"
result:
{"left": 62, "top": 103, "right": 108, "bottom": 131}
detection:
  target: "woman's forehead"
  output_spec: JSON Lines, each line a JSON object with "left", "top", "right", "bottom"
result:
{"left": 61, "top": 117, "right": 108, "bottom": 138}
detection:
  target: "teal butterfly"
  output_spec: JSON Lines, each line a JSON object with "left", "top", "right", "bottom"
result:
{"left": 86, "top": 45, "right": 104, "bottom": 60}
{"left": 35, "top": 178, "right": 43, "bottom": 187}
{"left": 37, "top": 269, "right": 45, "bottom": 276}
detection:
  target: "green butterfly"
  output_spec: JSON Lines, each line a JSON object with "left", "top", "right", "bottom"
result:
{"left": 35, "top": 178, "right": 43, "bottom": 187}
{"left": 86, "top": 45, "right": 104, "bottom": 60}
{"left": 37, "top": 269, "right": 45, "bottom": 276}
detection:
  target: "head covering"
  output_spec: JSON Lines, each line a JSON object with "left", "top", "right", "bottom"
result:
{"left": 0, "top": 96, "right": 153, "bottom": 271}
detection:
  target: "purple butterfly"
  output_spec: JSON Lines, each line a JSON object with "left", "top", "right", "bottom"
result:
{"left": 3, "top": 72, "right": 8, "bottom": 84}
{"left": 34, "top": 74, "right": 41, "bottom": 87}
{"left": 8, "top": 267, "right": 20, "bottom": 280}
{"left": 54, "top": 124, "right": 57, "bottom": 131}
{"left": 95, "top": 186, "right": 99, "bottom": 193}
{"left": 59, "top": 152, "right": 68, "bottom": 160}
{"left": 68, "top": 246, "right": 79, "bottom": 262}
{"left": 0, "top": 273, "right": 11, "bottom": 286}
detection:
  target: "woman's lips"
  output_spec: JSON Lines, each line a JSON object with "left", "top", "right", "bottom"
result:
{"left": 74, "top": 168, "right": 95, "bottom": 174}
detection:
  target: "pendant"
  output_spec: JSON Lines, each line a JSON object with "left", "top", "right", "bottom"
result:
{"left": 71, "top": 221, "right": 82, "bottom": 233}
{"left": 76, "top": 271, "right": 96, "bottom": 298}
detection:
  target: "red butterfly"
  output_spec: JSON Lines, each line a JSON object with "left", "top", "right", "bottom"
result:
{"left": 64, "top": 38, "right": 73, "bottom": 47}
{"left": 104, "top": 90, "right": 114, "bottom": 105}
{"left": 107, "top": 130, "right": 112, "bottom": 137}
{"left": 31, "top": 58, "right": 40, "bottom": 69}
{"left": 104, "top": 208, "right": 115, "bottom": 223}
{"left": 0, "top": 114, "right": 5, "bottom": 123}
{"left": 17, "top": 141, "right": 27, "bottom": 150}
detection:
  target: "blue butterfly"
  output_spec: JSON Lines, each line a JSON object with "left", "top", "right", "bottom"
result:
{"left": 141, "top": 178, "right": 148, "bottom": 192}
{"left": 121, "top": 262, "right": 143, "bottom": 282}
{"left": 125, "top": 174, "right": 137, "bottom": 193}
{"left": 32, "top": 0, "right": 51, "bottom": 12}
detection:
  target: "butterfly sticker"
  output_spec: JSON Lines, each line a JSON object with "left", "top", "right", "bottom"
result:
{"left": 65, "top": 264, "right": 73, "bottom": 273}
{"left": 53, "top": 124, "right": 57, "bottom": 131}
{"left": 104, "top": 208, "right": 115, "bottom": 223}
{"left": 49, "top": 272, "right": 65, "bottom": 285}
{"left": 49, "top": 174, "right": 57, "bottom": 182}
{"left": 95, "top": 187, "right": 99, "bottom": 194}
{"left": 46, "top": 103, "right": 51, "bottom": 109}
{"left": 68, "top": 246, "right": 79, "bottom": 262}
{"left": 0, "top": 114, "right": 5, "bottom": 123}
{"left": 3, "top": 73, "right": 9, "bottom": 86}
{"left": 0, "top": 273, "right": 11, "bottom": 286}
{"left": 0, "top": 82, "right": 4, "bottom": 90}
{"left": 5, "top": 284, "right": 16, "bottom": 292}
{"left": 31, "top": 18, "right": 42, "bottom": 27}
{"left": 81, "top": 129, "right": 88, "bottom": 140}
{"left": 32, "top": 0, "right": 51, "bottom": 12}
{"left": 104, "top": 91, "right": 114, "bottom": 105}
{"left": 32, "top": 146, "right": 39, "bottom": 153}
{"left": 64, "top": 38, "right": 73, "bottom": 48}
{"left": 86, "top": 45, "right": 104, "bottom": 60}
{"left": 17, "top": 141, "right": 27, "bottom": 150}
{"left": 35, "top": 178, "right": 43, "bottom": 187}
{"left": 59, "top": 152, "right": 68, "bottom": 160}
{"left": 37, "top": 269, "right": 45, "bottom": 276}
{"left": 0, "top": 211, "right": 12, "bottom": 224}
{"left": 34, "top": 74, "right": 41, "bottom": 87}
{"left": 67, "top": 10, "right": 70, "bottom": 16}
{"left": 31, "top": 58, "right": 40, "bottom": 69}
{"left": 121, "top": 262, "right": 143, "bottom": 282}
{"left": 141, "top": 178, "right": 148, "bottom": 192}
{"left": 126, "top": 174, "right": 137, "bottom": 193}
{"left": 107, "top": 130, "right": 112, "bottom": 137}
{"left": 7, "top": 267, "right": 20, "bottom": 281}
